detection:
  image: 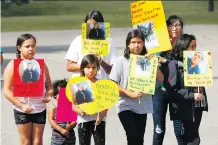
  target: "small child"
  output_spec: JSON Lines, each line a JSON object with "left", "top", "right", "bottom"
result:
{"left": 72, "top": 54, "right": 106, "bottom": 145}
{"left": 48, "top": 79, "right": 76, "bottom": 145}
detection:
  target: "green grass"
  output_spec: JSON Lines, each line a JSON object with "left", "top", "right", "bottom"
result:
{"left": 1, "top": 1, "right": 218, "bottom": 32}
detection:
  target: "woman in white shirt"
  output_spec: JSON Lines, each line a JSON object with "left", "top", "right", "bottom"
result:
{"left": 65, "top": 10, "right": 117, "bottom": 79}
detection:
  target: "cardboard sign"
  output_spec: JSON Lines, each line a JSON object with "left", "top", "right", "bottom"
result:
{"left": 13, "top": 59, "right": 44, "bottom": 97}
{"left": 127, "top": 54, "right": 158, "bottom": 95}
{"left": 66, "top": 76, "right": 119, "bottom": 115}
{"left": 131, "top": 1, "right": 171, "bottom": 54}
{"left": 81, "top": 22, "right": 110, "bottom": 56}
{"left": 56, "top": 88, "right": 77, "bottom": 122}
{"left": 184, "top": 51, "right": 212, "bottom": 86}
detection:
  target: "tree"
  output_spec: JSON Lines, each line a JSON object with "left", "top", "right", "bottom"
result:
{"left": 208, "top": 0, "right": 214, "bottom": 12}
{"left": 1, "top": 0, "right": 29, "bottom": 5}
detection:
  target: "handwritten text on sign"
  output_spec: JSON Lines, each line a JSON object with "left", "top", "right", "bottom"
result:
{"left": 184, "top": 51, "right": 213, "bottom": 86}
{"left": 95, "top": 83, "right": 118, "bottom": 109}
{"left": 130, "top": 1, "right": 171, "bottom": 54}
{"left": 81, "top": 23, "right": 110, "bottom": 56}
{"left": 66, "top": 77, "right": 119, "bottom": 115}
{"left": 131, "top": 1, "right": 162, "bottom": 25}
{"left": 13, "top": 59, "right": 44, "bottom": 97}
{"left": 128, "top": 54, "right": 158, "bottom": 95}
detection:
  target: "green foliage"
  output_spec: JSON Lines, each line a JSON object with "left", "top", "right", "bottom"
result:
{"left": 1, "top": 1, "right": 218, "bottom": 31}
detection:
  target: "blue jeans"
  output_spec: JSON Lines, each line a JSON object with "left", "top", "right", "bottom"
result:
{"left": 152, "top": 87, "right": 186, "bottom": 145}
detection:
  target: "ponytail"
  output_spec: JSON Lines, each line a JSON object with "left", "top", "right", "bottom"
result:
{"left": 16, "top": 48, "right": 21, "bottom": 59}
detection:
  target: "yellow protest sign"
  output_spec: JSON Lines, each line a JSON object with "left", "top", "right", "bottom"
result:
{"left": 127, "top": 54, "right": 158, "bottom": 95}
{"left": 184, "top": 51, "right": 213, "bottom": 86}
{"left": 66, "top": 76, "right": 119, "bottom": 115}
{"left": 130, "top": 1, "right": 171, "bottom": 54}
{"left": 81, "top": 22, "right": 110, "bottom": 56}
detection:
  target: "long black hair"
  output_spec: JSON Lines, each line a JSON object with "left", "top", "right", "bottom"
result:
{"left": 80, "top": 54, "right": 100, "bottom": 76}
{"left": 171, "top": 34, "right": 196, "bottom": 61}
{"left": 16, "top": 34, "right": 36, "bottom": 59}
{"left": 85, "top": 10, "right": 104, "bottom": 23}
{"left": 124, "top": 29, "right": 147, "bottom": 59}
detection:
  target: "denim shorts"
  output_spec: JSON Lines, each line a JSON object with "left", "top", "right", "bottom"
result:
{"left": 14, "top": 109, "right": 46, "bottom": 124}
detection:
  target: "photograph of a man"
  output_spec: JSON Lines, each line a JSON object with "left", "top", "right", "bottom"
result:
{"left": 22, "top": 62, "right": 39, "bottom": 82}
{"left": 75, "top": 83, "right": 94, "bottom": 105}
{"left": 187, "top": 52, "right": 204, "bottom": 74}
{"left": 88, "top": 23, "right": 105, "bottom": 40}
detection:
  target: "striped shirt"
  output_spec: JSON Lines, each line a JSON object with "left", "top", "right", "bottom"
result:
{"left": 109, "top": 56, "right": 153, "bottom": 114}
{"left": 51, "top": 104, "right": 76, "bottom": 145}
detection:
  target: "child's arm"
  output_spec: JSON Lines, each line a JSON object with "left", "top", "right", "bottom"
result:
{"left": 3, "top": 60, "right": 32, "bottom": 113}
{"left": 66, "top": 60, "right": 81, "bottom": 72}
{"left": 42, "top": 63, "right": 53, "bottom": 103}
{"left": 98, "top": 56, "right": 112, "bottom": 74}
{"left": 97, "top": 40, "right": 117, "bottom": 74}
{"left": 66, "top": 121, "right": 77, "bottom": 130}
{"left": 100, "top": 109, "right": 108, "bottom": 117}
{"left": 72, "top": 104, "right": 86, "bottom": 116}
{"left": 118, "top": 84, "right": 146, "bottom": 99}
{"left": 95, "top": 109, "right": 108, "bottom": 125}
{"left": 48, "top": 104, "right": 68, "bottom": 136}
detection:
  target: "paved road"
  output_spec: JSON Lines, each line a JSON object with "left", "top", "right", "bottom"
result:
{"left": 1, "top": 26, "right": 218, "bottom": 145}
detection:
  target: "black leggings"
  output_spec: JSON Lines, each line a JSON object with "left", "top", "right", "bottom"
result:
{"left": 78, "top": 121, "right": 105, "bottom": 145}
{"left": 118, "top": 110, "right": 147, "bottom": 145}
{"left": 183, "top": 109, "right": 203, "bottom": 145}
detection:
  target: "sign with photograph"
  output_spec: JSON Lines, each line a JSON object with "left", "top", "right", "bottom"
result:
{"left": 127, "top": 54, "right": 158, "bottom": 95}
{"left": 66, "top": 76, "right": 119, "bottom": 115}
{"left": 184, "top": 51, "right": 212, "bottom": 86}
{"left": 131, "top": 1, "right": 171, "bottom": 54}
{"left": 13, "top": 59, "right": 44, "bottom": 97}
{"left": 81, "top": 22, "right": 110, "bottom": 56}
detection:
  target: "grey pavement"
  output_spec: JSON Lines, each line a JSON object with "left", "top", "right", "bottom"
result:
{"left": 1, "top": 25, "right": 218, "bottom": 145}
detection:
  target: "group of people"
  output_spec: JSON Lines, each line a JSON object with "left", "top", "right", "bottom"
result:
{"left": 3, "top": 9, "right": 208, "bottom": 145}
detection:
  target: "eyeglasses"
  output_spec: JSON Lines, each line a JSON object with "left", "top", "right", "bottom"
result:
{"left": 168, "top": 24, "right": 182, "bottom": 29}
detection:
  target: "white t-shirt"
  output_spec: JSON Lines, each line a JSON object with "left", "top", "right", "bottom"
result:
{"left": 64, "top": 35, "right": 117, "bottom": 79}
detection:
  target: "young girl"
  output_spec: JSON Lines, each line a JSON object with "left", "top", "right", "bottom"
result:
{"left": 3, "top": 34, "right": 53, "bottom": 145}
{"left": 109, "top": 29, "right": 163, "bottom": 145}
{"left": 72, "top": 54, "right": 106, "bottom": 145}
{"left": 166, "top": 34, "right": 208, "bottom": 145}
{"left": 48, "top": 79, "right": 76, "bottom": 145}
